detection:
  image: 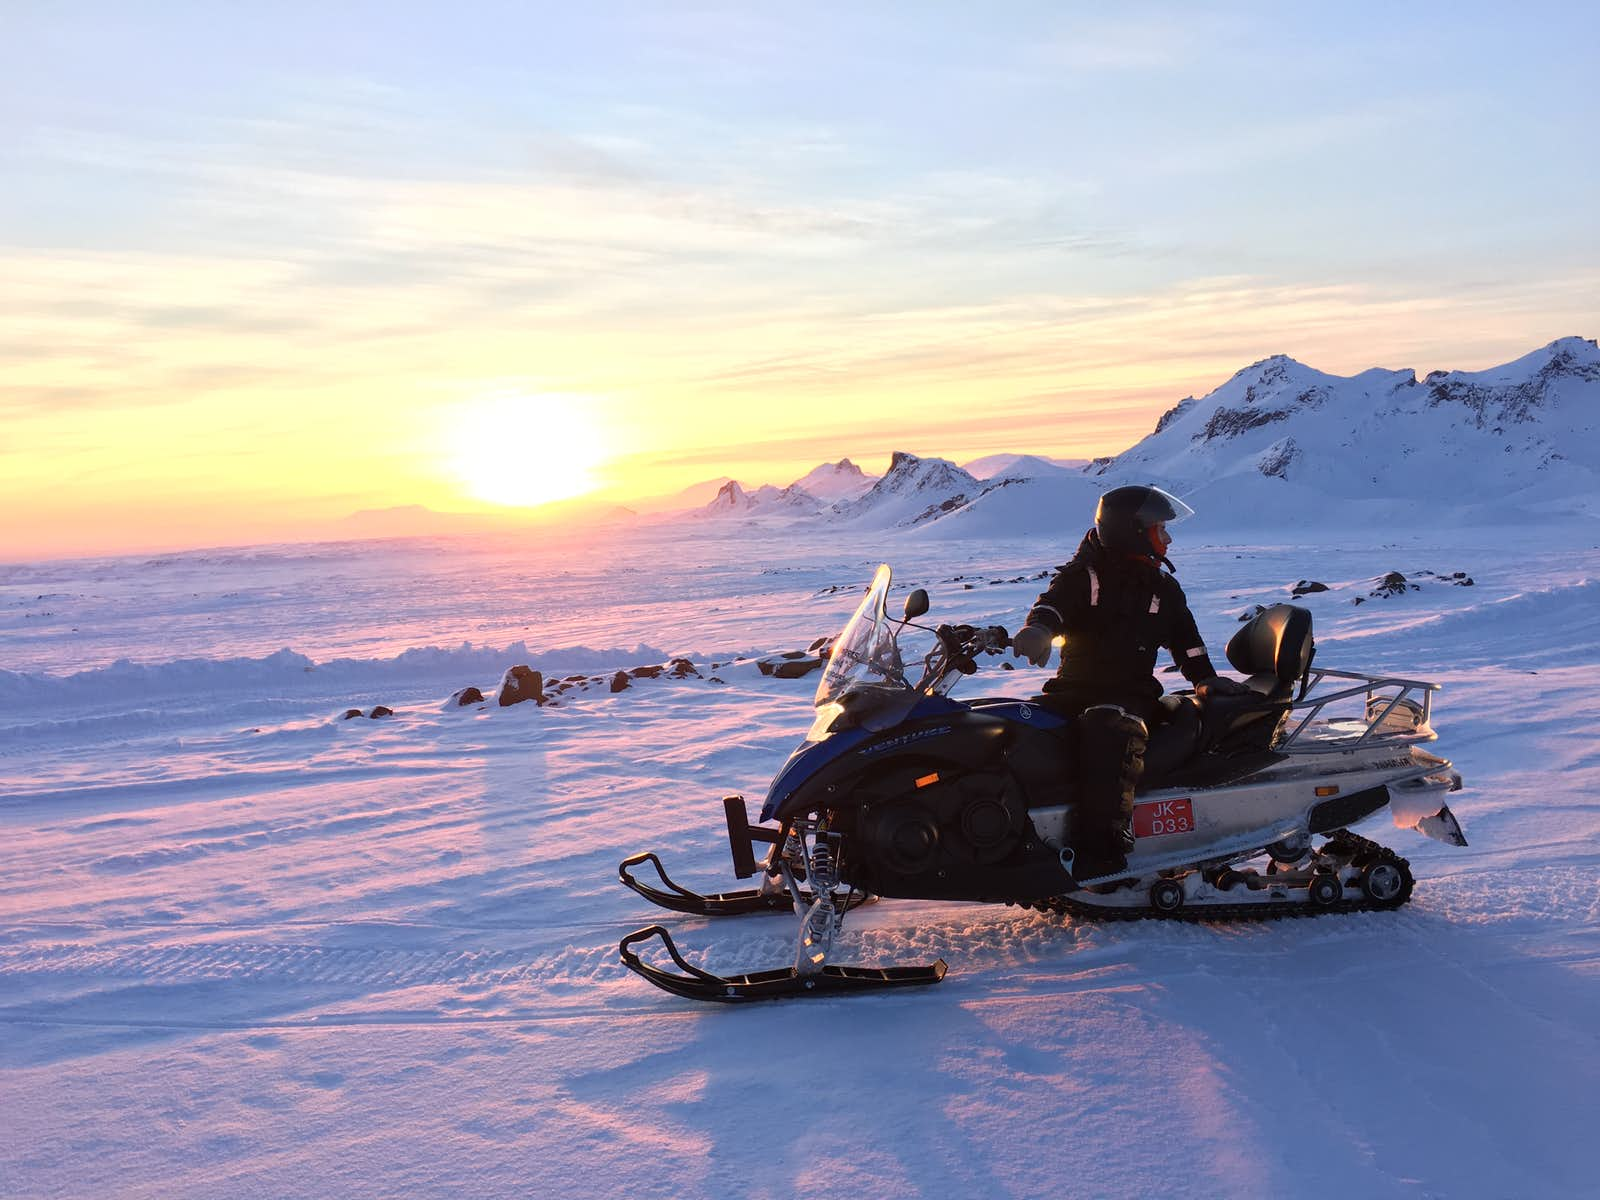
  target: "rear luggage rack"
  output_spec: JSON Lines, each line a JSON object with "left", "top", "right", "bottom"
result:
{"left": 1277, "top": 667, "right": 1443, "bottom": 750}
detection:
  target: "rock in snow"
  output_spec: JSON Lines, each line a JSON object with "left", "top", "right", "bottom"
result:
{"left": 498, "top": 665, "right": 546, "bottom": 706}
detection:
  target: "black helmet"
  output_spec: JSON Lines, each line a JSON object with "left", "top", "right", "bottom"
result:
{"left": 1095, "top": 485, "right": 1194, "bottom": 557}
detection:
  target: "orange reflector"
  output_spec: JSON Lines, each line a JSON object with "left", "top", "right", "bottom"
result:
{"left": 915, "top": 772, "right": 940, "bottom": 789}
{"left": 1315, "top": 785, "right": 1339, "bottom": 797}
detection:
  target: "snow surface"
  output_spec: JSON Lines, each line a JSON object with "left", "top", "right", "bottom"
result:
{"left": 3, "top": 515, "right": 1598, "bottom": 1199}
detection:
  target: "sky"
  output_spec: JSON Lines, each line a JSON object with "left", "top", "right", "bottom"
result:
{"left": 2, "top": 0, "right": 1596, "bottom": 559}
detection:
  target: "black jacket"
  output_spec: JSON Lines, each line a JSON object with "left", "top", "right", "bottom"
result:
{"left": 1025, "top": 529, "right": 1217, "bottom": 715}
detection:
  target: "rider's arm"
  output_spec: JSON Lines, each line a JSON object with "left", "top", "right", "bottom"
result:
{"left": 1166, "top": 584, "right": 1219, "bottom": 684}
{"left": 1024, "top": 563, "right": 1087, "bottom": 635}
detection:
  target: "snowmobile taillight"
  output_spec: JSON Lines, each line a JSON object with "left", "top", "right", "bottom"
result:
{"left": 915, "top": 772, "right": 940, "bottom": 788}
{"left": 1315, "top": 785, "right": 1339, "bottom": 797}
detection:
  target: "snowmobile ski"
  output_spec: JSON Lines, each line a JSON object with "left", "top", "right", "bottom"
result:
{"left": 618, "top": 924, "right": 947, "bottom": 1003}
{"left": 618, "top": 851, "right": 816, "bottom": 917}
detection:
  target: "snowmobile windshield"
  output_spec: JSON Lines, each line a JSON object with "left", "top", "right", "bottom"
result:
{"left": 808, "top": 564, "right": 921, "bottom": 739}
{"left": 814, "top": 564, "right": 907, "bottom": 708}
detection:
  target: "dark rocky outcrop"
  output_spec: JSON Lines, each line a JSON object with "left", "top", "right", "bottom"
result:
{"left": 1372, "top": 572, "right": 1416, "bottom": 598}
{"left": 1354, "top": 569, "right": 1473, "bottom": 604}
{"left": 610, "top": 671, "right": 631, "bottom": 693}
{"left": 1259, "top": 437, "right": 1299, "bottom": 478}
{"left": 498, "top": 665, "right": 546, "bottom": 707}
{"left": 342, "top": 708, "right": 364, "bottom": 720}
{"left": 368, "top": 706, "right": 394, "bottom": 718}
{"left": 450, "top": 686, "right": 485, "bottom": 706}
{"left": 757, "top": 650, "right": 826, "bottom": 679}
{"left": 1290, "top": 580, "right": 1328, "bottom": 596}
{"left": 1198, "top": 406, "right": 1289, "bottom": 441}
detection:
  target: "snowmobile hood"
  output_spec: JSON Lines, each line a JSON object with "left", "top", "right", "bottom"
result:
{"left": 760, "top": 729, "right": 870, "bottom": 822}
{"left": 761, "top": 695, "right": 986, "bottom": 822}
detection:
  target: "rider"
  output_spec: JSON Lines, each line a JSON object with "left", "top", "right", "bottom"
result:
{"left": 1011, "top": 485, "right": 1249, "bottom": 877}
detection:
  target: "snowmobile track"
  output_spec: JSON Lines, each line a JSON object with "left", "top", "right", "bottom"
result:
{"left": 1032, "top": 832, "right": 1415, "bottom": 923}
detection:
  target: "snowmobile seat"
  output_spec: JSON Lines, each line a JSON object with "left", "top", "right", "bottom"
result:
{"left": 1194, "top": 605, "right": 1314, "bottom": 754}
{"left": 1225, "top": 604, "right": 1314, "bottom": 702}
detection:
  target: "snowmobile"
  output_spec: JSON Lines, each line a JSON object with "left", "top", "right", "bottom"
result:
{"left": 618, "top": 564, "right": 1467, "bottom": 1003}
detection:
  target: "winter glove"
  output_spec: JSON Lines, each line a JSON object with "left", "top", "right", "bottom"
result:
{"left": 1011, "top": 623, "right": 1056, "bottom": 668}
{"left": 1197, "top": 675, "right": 1252, "bottom": 698}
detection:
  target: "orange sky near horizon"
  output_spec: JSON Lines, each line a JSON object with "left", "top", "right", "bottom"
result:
{"left": 6, "top": 276, "right": 1593, "bottom": 563}
{"left": 6, "top": 273, "right": 1598, "bottom": 563}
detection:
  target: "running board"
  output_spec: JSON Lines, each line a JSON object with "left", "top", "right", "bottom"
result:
{"left": 619, "top": 925, "right": 947, "bottom": 1003}
{"left": 618, "top": 852, "right": 810, "bottom": 916}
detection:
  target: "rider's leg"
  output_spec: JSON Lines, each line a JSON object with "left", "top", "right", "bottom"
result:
{"left": 1072, "top": 704, "right": 1149, "bottom": 878}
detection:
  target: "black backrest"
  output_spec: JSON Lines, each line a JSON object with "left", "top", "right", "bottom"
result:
{"left": 1225, "top": 604, "right": 1314, "bottom": 685}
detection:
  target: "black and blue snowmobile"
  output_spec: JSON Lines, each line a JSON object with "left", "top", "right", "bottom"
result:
{"left": 619, "top": 564, "right": 1467, "bottom": 1003}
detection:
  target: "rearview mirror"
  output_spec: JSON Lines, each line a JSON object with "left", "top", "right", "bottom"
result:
{"left": 903, "top": 588, "right": 929, "bottom": 621}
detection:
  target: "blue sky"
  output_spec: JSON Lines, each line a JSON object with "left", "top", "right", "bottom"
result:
{"left": 2, "top": 1, "right": 1596, "bottom": 554}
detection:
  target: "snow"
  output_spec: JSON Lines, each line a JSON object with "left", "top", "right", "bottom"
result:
{"left": 962, "top": 452, "right": 1089, "bottom": 479}
{"left": 789, "top": 458, "right": 876, "bottom": 502}
{"left": 3, "top": 515, "right": 1598, "bottom": 1199}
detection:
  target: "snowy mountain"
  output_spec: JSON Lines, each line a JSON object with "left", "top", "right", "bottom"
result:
{"left": 701, "top": 480, "right": 758, "bottom": 514}
{"left": 686, "top": 338, "right": 1598, "bottom": 535}
{"left": 910, "top": 471, "right": 1109, "bottom": 541}
{"left": 629, "top": 475, "right": 733, "bottom": 514}
{"left": 790, "top": 457, "right": 877, "bottom": 501}
{"left": 963, "top": 452, "right": 1089, "bottom": 479}
{"left": 1096, "top": 336, "right": 1600, "bottom": 528}
{"left": 828, "top": 451, "right": 983, "bottom": 527}
{"left": 696, "top": 460, "right": 873, "bottom": 519}
{"left": 699, "top": 479, "right": 824, "bottom": 517}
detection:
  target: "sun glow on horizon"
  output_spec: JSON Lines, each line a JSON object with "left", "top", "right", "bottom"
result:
{"left": 444, "top": 393, "right": 610, "bottom": 509}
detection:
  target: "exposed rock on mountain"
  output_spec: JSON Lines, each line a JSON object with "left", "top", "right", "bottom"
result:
{"left": 704, "top": 480, "right": 757, "bottom": 514}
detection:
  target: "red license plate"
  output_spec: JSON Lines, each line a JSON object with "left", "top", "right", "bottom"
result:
{"left": 1133, "top": 798, "right": 1195, "bottom": 838}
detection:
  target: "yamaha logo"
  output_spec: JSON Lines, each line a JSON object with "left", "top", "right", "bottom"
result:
{"left": 1019, "top": 704, "right": 1033, "bottom": 720}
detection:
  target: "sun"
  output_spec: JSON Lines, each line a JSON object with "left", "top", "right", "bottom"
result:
{"left": 444, "top": 393, "right": 608, "bottom": 508}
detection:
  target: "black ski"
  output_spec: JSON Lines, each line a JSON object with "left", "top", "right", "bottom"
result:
{"left": 618, "top": 852, "right": 813, "bottom": 916}
{"left": 619, "top": 925, "right": 947, "bottom": 1003}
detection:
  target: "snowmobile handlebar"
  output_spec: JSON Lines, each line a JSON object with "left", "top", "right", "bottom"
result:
{"left": 931, "top": 623, "right": 1011, "bottom": 675}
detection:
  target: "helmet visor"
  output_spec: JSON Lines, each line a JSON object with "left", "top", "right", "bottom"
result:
{"left": 1135, "top": 486, "right": 1194, "bottom": 528}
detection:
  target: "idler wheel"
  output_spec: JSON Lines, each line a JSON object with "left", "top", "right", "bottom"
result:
{"left": 1359, "top": 860, "right": 1406, "bottom": 903}
{"left": 1267, "top": 837, "right": 1309, "bottom": 864}
{"left": 1308, "top": 872, "right": 1344, "bottom": 906}
{"left": 1149, "top": 879, "right": 1185, "bottom": 912}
